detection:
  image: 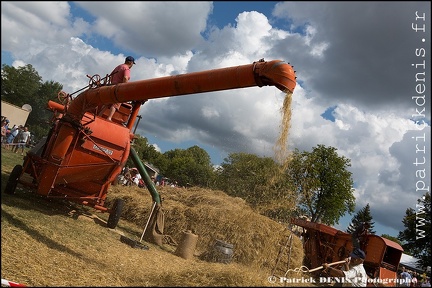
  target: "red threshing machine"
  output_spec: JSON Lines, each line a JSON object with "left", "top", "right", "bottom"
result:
{"left": 4, "top": 59, "right": 297, "bottom": 239}
{"left": 291, "top": 218, "right": 404, "bottom": 286}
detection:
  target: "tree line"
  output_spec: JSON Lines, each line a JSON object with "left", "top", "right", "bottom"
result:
{"left": 2, "top": 63, "right": 430, "bottom": 269}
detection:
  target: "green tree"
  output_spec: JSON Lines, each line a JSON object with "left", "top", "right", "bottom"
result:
{"left": 216, "top": 153, "right": 279, "bottom": 202}
{"left": 131, "top": 135, "right": 167, "bottom": 170}
{"left": 1, "top": 64, "right": 42, "bottom": 102}
{"left": 215, "top": 152, "right": 296, "bottom": 222}
{"left": 346, "top": 203, "right": 376, "bottom": 235}
{"left": 163, "top": 145, "right": 214, "bottom": 187}
{"left": 1, "top": 64, "right": 63, "bottom": 139}
{"left": 398, "top": 192, "right": 431, "bottom": 269}
{"left": 124, "top": 136, "right": 214, "bottom": 188}
{"left": 30, "top": 80, "right": 64, "bottom": 138}
{"left": 286, "top": 144, "right": 355, "bottom": 225}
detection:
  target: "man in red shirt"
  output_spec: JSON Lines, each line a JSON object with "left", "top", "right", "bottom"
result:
{"left": 106, "top": 56, "right": 136, "bottom": 121}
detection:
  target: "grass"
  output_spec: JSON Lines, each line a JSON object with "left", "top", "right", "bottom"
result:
{"left": 1, "top": 148, "right": 310, "bottom": 287}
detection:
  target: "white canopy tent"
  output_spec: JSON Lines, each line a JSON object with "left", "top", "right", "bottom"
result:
{"left": 399, "top": 253, "right": 423, "bottom": 272}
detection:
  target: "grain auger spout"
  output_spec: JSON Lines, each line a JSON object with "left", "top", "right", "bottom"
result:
{"left": 4, "top": 59, "right": 296, "bottom": 236}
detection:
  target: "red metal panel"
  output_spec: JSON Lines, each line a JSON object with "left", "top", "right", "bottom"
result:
{"left": 292, "top": 218, "right": 339, "bottom": 236}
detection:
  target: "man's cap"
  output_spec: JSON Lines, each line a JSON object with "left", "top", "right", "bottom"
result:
{"left": 5, "top": 119, "right": 9, "bottom": 123}
{"left": 349, "top": 248, "right": 366, "bottom": 259}
{"left": 126, "top": 56, "right": 136, "bottom": 64}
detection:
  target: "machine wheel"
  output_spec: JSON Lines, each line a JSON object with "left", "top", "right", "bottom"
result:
{"left": 88, "top": 74, "right": 101, "bottom": 88}
{"left": 107, "top": 198, "right": 124, "bottom": 229}
{"left": 4, "top": 165, "right": 23, "bottom": 195}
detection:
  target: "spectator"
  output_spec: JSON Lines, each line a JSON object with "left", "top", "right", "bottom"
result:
{"left": 412, "top": 272, "right": 418, "bottom": 287}
{"left": 6, "top": 125, "right": 20, "bottom": 149}
{"left": 421, "top": 277, "right": 430, "bottom": 287}
{"left": 106, "top": 56, "right": 135, "bottom": 121}
{"left": 132, "top": 171, "right": 142, "bottom": 186}
{"left": 1, "top": 119, "right": 7, "bottom": 145}
{"left": 12, "top": 126, "right": 31, "bottom": 155}
{"left": 4, "top": 119, "right": 10, "bottom": 136}
{"left": 122, "top": 167, "right": 134, "bottom": 186}
{"left": 400, "top": 267, "right": 413, "bottom": 287}
{"left": 420, "top": 273, "right": 430, "bottom": 287}
{"left": 127, "top": 168, "right": 139, "bottom": 186}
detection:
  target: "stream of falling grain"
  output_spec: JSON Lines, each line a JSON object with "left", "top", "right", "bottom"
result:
{"left": 270, "top": 91, "right": 293, "bottom": 184}
{"left": 275, "top": 91, "right": 293, "bottom": 164}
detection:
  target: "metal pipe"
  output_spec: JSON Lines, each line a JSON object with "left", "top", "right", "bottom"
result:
{"left": 66, "top": 59, "right": 296, "bottom": 120}
{"left": 129, "top": 147, "right": 161, "bottom": 204}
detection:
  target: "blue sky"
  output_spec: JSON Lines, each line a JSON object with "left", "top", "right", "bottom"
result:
{"left": 1, "top": 2, "right": 431, "bottom": 238}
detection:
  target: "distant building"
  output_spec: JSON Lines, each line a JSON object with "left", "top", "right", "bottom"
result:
{"left": 144, "top": 162, "right": 159, "bottom": 179}
{"left": 1, "top": 100, "right": 31, "bottom": 127}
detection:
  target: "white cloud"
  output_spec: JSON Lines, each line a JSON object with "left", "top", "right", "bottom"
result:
{"left": 151, "top": 143, "right": 161, "bottom": 153}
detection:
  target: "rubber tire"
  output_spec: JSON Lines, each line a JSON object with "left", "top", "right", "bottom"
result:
{"left": 4, "top": 165, "right": 23, "bottom": 195}
{"left": 107, "top": 198, "right": 124, "bottom": 229}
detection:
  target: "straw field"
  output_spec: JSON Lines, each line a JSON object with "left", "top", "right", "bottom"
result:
{"left": 1, "top": 148, "right": 311, "bottom": 287}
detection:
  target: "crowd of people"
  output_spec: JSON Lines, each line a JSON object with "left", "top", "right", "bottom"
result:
{"left": 398, "top": 266, "right": 431, "bottom": 287}
{"left": 116, "top": 166, "right": 179, "bottom": 188}
{"left": 118, "top": 167, "right": 144, "bottom": 187}
{"left": 1, "top": 117, "right": 32, "bottom": 155}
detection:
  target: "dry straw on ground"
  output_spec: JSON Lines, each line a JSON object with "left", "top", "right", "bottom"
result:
{"left": 107, "top": 185, "right": 304, "bottom": 271}
{"left": 1, "top": 176, "right": 308, "bottom": 287}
